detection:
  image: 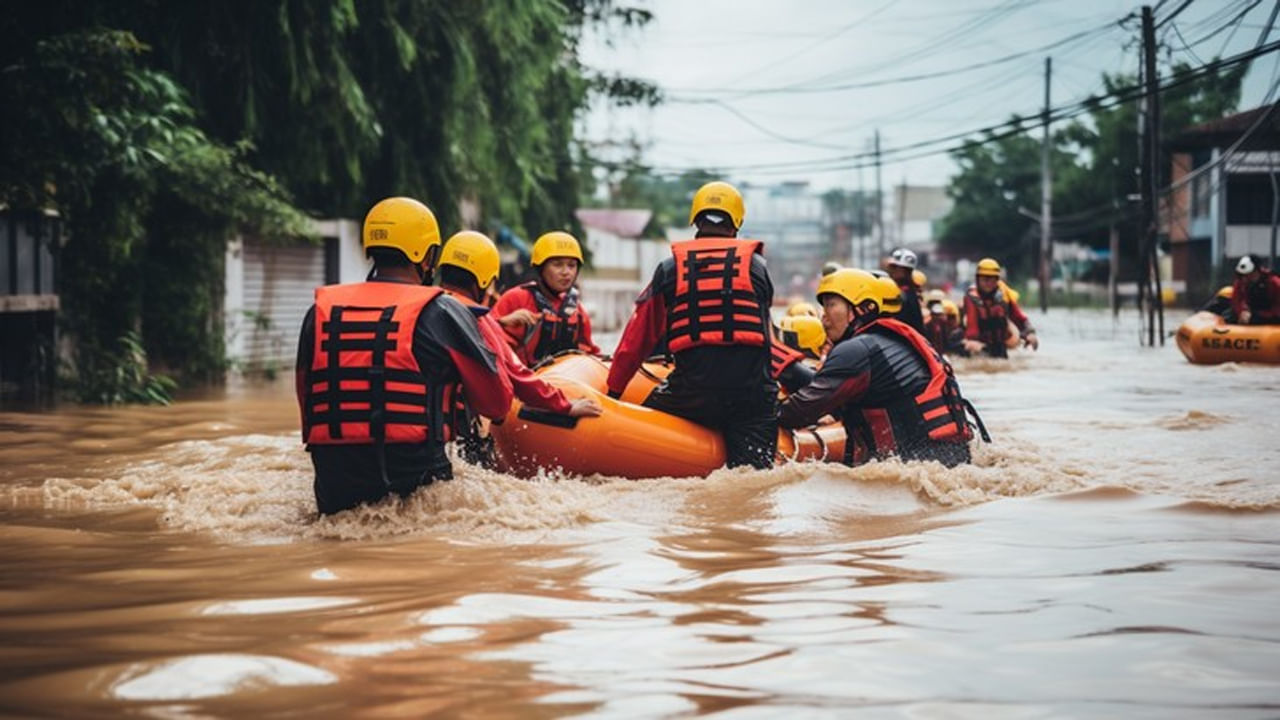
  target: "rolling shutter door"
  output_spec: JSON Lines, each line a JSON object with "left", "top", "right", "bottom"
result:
{"left": 241, "top": 240, "right": 326, "bottom": 372}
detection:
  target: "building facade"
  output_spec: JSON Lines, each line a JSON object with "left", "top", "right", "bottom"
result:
{"left": 1167, "top": 103, "right": 1280, "bottom": 301}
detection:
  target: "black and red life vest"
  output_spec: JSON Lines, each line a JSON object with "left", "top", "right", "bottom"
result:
{"left": 666, "top": 238, "right": 768, "bottom": 354}
{"left": 521, "top": 281, "right": 586, "bottom": 362}
{"left": 303, "top": 282, "right": 449, "bottom": 447}
{"left": 1247, "top": 272, "right": 1277, "bottom": 313}
{"left": 770, "top": 336, "right": 807, "bottom": 379}
{"left": 923, "top": 316, "right": 952, "bottom": 355}
{"left": 844, "top": 317, "right": 974, "bottom": 464}
{"left": 965, "top": 285, "right": 1010, "bottom": 348}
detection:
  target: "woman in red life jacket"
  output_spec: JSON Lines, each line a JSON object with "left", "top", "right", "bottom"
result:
{"left": 607, "top": 180, "right": 781, "bottom": 470}
{"left": 778, "top": 268, "right": 986, "bottom": 467}
{"left": 493, "top": 231, "right": 600, "bottom": 367}
{"left": 438, "top": 230, "right": 602, "bottom": 420}
{"left": 1230, "top": 254, "right": 1280, "bottom": 325}
{"left": 962, "top": 257, "right": 1038, "bottom": 358}
{"left": 295, "top": 198, "right": 513, "bottom": 515}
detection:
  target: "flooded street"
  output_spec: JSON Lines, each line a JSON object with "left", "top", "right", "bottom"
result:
{"left": 1, "top": 309, "right": 1278, "bottom": 718}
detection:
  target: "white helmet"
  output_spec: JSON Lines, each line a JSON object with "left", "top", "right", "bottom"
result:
{"left": 1236, "top": 255, "right": 1256, "bottom": 275}
{"left": 888, "top": 248, "right": 918, "bottom": 269}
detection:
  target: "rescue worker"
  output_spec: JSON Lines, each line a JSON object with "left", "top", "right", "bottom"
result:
{"left": 437, "top": 231, "right": 602, "bottom": 436}
{"left": 962, "top": 258, "right": 1038, "bottom": 358}
{"left": 787, "top": 301, "right": 820, "bottom": 318}
{"left": 296, "top": 198, "right": 513, "bottom": 515}
{"left": 1199, "top": 285, "right": 1236, "bottom": 323}
{"left": 923, "top": 291, "right": 964, "bottom": 356}
{"left": 778, "top": 315, "right": 826, "bottom": 361}
{"left": 1230, "top": 254, "right": 1280, "bottom": 325}
{"left": 778, "top": 268, "right": 985, "bottom": 467}
{"left": 885, "top": 248, "right": 926, "bottom": 334}
{"left": 607, "top": 180, "right": 779, "bottom": 469}
{"left": 875, "top": 274, "right": 904, "bottom": 316}
{"left": 494, "top": 231, "right": 601, "bottom": 367}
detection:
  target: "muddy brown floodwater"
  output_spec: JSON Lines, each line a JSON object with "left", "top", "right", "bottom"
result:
{"left": 1, "top": 309, "right": 1277, "bottom": 718}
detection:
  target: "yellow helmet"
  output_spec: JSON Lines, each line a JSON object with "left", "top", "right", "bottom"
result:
{"left": 975, "top": 257, "right": 1002, "bottom": 277}
{"left": 441, "top": 231, "right": 501, "bottom": 290}
{"left": 817, "top": 268, "right": 882, "bottom": 313}
{"left": 531, "top": 231, "right": 583, "bottom": 266}
{"left": 688, "top": 181, "right": 745, "bottom": 229}
{"left": 778, "top": 315, "right": 826, "bottom": 359}
{"left": 363, "top": 197, "right": 441, "bottom": 263}
{"left": 787, "top": 301, "right": 819, "bottom": 318}
{"left": 912, "top": 269, "right": 927, "bottom": 288}
{"left": 1215, "top": 285, "right": 1233, "bottom": 299}
{"left": 942, "top": 299, "right": 960, "bottom": 321}
{"left": 876, "top": 276, "right": 903, "bottom": 314}
{"left": 998, "top": 280, "right": 1020, "bottom": 303}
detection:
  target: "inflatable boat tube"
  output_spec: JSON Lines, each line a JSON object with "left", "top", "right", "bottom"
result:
{"left": 489, "top": 352, "right": 846, "bottom": 479}
{"left": 1175, "top": 311, "right": 1280, "bottom": 365}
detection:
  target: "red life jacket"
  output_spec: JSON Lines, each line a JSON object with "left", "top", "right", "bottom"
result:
{"left": 966, "top": 285, "right": 1010, "bottom": 347}
{"left": 667, "top": 238, "right": 768, "bottom": 353}
{"left": 304, "top": 282, "right": 447, "bottom": 446}
{"left": 923, "top": 316, "right": 951, "bottom": 355}
{"left": 770, "top": 335, "right": 807, "bottom": 379}
{"left": 845, "top": 317, "right": 973, "bottom": 464}
{"left": 520, "top": 281, "right": 586, "bottom": 362}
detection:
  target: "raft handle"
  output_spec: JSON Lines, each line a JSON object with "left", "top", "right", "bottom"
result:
{"left": 517, "top": 407, "right": 580, "bottom": 429}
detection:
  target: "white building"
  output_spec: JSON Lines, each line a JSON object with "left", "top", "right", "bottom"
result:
{"left": 224, "top": 219, "right": 364, "bottom": 374}
{"left": 740, "top": 182, "right": 826, "bottom": 301}
{"left": 574, "top": 208, "right": 665, "bottom": 332}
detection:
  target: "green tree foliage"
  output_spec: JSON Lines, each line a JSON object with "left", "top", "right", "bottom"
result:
{"left": 0, "top": 1, "right": 652, "bottom": 402}
{"left": 938, "top": 61, "right": 1246, "bottom": 281}
{"left": 0, "top": 30, "right": 308, "bottom": 402}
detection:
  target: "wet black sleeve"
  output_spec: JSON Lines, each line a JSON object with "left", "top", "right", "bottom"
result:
{"left": 296, "top": 306, "right": 316, "bottom": 371}
{"left": 751, "top": 254, "right": 774, "bottom": 328}
{"left": 898, "top": 290, "right": 926, "bottom": 334}
{"left": 413, "top": 294, "right": 501, "bottom": 383}
{"left": 777, "top": 359, "right": 817, "bottom": 395}
{"left": 778, "top": 339, "right": 873, "bottom": 428}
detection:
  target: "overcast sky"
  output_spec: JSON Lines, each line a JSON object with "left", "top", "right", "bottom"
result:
{"left": 579, "top": 0, "right": 1280, "bottom": 192}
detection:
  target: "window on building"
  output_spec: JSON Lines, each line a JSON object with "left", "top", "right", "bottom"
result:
{"left": 1226, "top": 173, "right": 1280, "bottom": 225}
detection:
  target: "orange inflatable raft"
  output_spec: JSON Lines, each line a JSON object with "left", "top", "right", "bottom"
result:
{"left": 489, "top": 352, "right": 846, "bottom": 479}
{"left": 1175, "top": 311, "right": 1280, "bottom": 365}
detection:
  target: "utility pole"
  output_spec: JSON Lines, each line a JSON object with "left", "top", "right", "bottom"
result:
{"left": 1109, "top": 223, "right": 1119, "bottom": 316}
{"left": 874, "top": 129, "right": 884, "bottom": 265}
{"left": 1040, "top": 56, "right": 1053, "bottom": 313}
{"left": 1140, "top": 6, "right": 1163, "bottom": 346}
{"left": 857, "top": 163, "right": 867, "bottom": 268}
{"left": 1270, "top": 158, "right": 1278, "bottom": 271}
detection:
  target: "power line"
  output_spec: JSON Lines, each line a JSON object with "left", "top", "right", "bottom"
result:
{"left": 668, "top": 16, "right": 1127, "bottom": 99}
{"left": 716, "top": 0, "right": 901, "bottom": 88}
{"left": 611, "top": 39, "right": 1280, "bottom": 177}
{"left": 1155, "top": 0, "right": 1197, "bottom": 29}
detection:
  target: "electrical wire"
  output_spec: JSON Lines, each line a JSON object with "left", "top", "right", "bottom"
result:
{"left": 627, "top": 40, "right": 1280, "bottom": 177}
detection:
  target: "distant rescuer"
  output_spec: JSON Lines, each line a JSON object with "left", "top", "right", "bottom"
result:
{"left": 778, "top": 268, "right": 986, "bottom": 467}
{"left": 606, "top": 180, "right": 780, "bottom": 470}
{"left": 885, "top": 248, "right": 926, "bottom": 335}
{"left": 1230, "top": 254, "right": 1280, "bottom": 325}
{"left": 296, "top": 197, "right": 513, "bottom": 515}
{"left": 494, "top": 231, "right": 601, "bottom": 367}
{"left": 962, "top": 257, "right": 1039, "bottom": 358}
